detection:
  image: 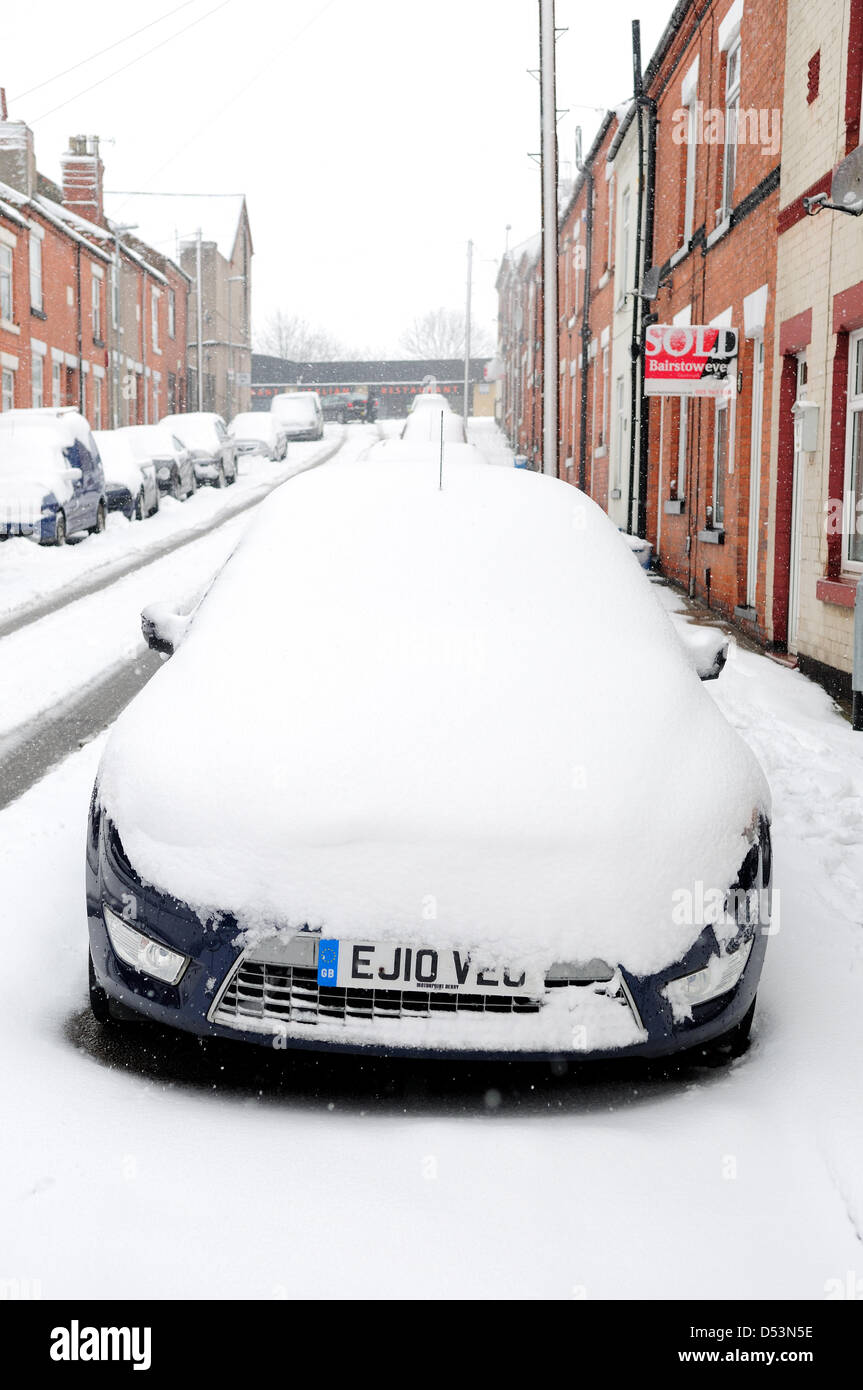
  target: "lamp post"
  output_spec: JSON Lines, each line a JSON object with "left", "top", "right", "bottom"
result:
{"left": 227, "top": 273, "right": 245, "bottom": 421}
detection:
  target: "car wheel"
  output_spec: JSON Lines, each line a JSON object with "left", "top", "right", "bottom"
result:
{"left": 188, "top": 469, "right": 198, "bottom": 497}
{"left": 227, "top": 461, "right": 237, "bottom": 485}
{"left": 53, "top": 511, "right": 67, "bottom": 546}
{"left": 149, "top": 490, "right": 160, "bottom": 517}
{"left": 215, "top": 463, "right": 227, "bottom": 489}
{"left": 89, "top": 501, "right": 106, "bottom": 535}
{"left": 135, "top": 490, "right": 145, "bottom": 521}
{"left": 171, "top": 469, "right": 183, "bottom": 501}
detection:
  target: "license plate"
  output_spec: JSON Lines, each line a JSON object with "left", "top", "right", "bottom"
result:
{"left": 317, "top": 939, "right": 537, "bottom": 995}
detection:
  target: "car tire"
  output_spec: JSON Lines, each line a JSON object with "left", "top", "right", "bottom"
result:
{"left": 227, "top": 461, "right": 237, "bottom": 485}
{"left": 149, "top": 491, "right": 160, "bottom": 517}
{"left": 135, "top": 490, "right": 145, "bottom": 521}
{"left": 89, "top": 501, "right": 106, "bottom": 536}
{"left": 215, "top": 463, "right": 227, "bottom": 489}
{"left": 188, "top": 469, "right": 198, "bottom": 497}
{"left": 171, "top": 469, "right": 183, "bottom": 501}
{"left": 53, "top": 511, "right": 67, "bottom": 546}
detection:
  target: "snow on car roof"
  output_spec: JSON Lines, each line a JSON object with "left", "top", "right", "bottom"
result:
{"left": 99, "top": 458, "right": 768, "bottom": 978}
{"left": 360, "top": 439, "right": 485, "bottom": 467}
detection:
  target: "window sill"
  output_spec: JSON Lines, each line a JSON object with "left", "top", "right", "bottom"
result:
{"left": 706, "top": 218, "right": 730, "bottom": 250}
{"left": 664, "top": 498, "right": 685, "bottom": 514}
{"left": 669, "top": 243, "right": 689, "bottom": 268}
{"left": 594, "top": 446, "right": 608, "bottom": 458}
{"left": 734, "top": 605, "right": 757, "bottom": 621}
{"left": 598, "top": 271, "right": 609, "bottom": 289}
{"left": 697, "top": 527, "right": 725, "bottom": 545}
{"left": 1, "top": 318, "right": 20, "bottom": 335}
{"left": 30, "top": 307, "right": 47, "bottom": 321}
{"left": 815, "top": 576, "right": 859, "bottom": 608}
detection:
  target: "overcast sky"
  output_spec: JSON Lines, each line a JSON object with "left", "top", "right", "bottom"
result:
{"left": 7, "top": 0, "right": 673, "bottom": 356}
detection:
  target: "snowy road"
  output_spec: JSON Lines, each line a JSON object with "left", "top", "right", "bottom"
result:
{"left": 1, "top": 427, "right": 862, "bottom": 1299}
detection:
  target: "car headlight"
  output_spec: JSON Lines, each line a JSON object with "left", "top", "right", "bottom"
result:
{"left": 664, "top": 938, "right": 753, "bottom": 1016}
{"left": 103, "top": 903, "right": 188, "bottom": 985}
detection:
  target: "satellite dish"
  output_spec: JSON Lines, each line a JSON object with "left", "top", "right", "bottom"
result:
{"left": 831, "top": 145, "right": 863, "bottom": 214}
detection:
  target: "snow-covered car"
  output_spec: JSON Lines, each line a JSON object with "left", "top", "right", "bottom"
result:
{"left": 87, "top": 456, "right": 772, "bottom": 1062}
{"left": 359, "top": 438, "right": 487, "bottom": 469}
{"left": 161, "top": 412, "right": 237, "bottom": 487}
{"left": 120, "top": 425, "right": 197, "bottom": 501}
{"left": 0, "top": 410, "right": 107, "bottom": 544}
{"left": 401, "top": 404, "right": 466, "bottom": 444}
{"left": 270, "top": 391, "right": 324, "bottom": 441}
{"left": 228, "top": 411, "right": 287, "bottom": 461}
{"left": 93, "top": 430, "right": 160, "bottom": 521}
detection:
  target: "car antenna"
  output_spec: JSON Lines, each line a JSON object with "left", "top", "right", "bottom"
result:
{"left": 439, "top": 409, "right": 444, "bottom": 490}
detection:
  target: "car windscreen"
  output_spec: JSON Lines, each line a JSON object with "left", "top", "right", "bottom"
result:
{"left": 272, "top": 398, "right": 316, "bottom": 421}
{"left": 0, "top": 426, "right": 69, "bottom": 480}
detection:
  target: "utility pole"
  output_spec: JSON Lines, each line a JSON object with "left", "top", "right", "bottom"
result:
{"left": 539, "top": 0, "right": 559, "bottom": 476}
{"left": 463, "top": 238, "right": 473, "bottom": 434}
{"left": 195, "top": 228, "right": 203, "bottom": 411}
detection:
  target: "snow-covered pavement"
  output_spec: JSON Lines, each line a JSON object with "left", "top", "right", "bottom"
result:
{"left": 1, "top": 427, "right": 861, "bottom": 1299}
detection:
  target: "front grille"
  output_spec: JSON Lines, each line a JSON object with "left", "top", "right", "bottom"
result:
{"left": 212, "top": 960, "right": 630, "bottom": 1032}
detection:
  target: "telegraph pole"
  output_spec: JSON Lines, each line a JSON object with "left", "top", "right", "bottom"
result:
{"left": 195, "top": 228, "right": 203, "bottom": 411}
{"left": 463, "top": 238, "right": 473, "bottom": 433}
{"left": 539, "top": 0, "right": 559, "bottom": 476}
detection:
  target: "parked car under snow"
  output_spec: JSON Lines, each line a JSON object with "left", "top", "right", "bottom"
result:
{"left": 93, "top": 430, "right": 160, "bottom": 520}
{"left": 87, "top": 456, "right": 772, "bottom": 1062}
{"left": 161, "top": 412, "right": 237, "bottom": 487}
{"left": 0, "top": 410, "right": 107, "bottom": 544}
{"left": 228, "top": 411, "right": 287, "bottom": 461}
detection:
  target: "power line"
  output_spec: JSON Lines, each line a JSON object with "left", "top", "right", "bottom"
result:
{"left": 11, "top": 0, "right": 200, "bottom": 103}
{"left": 29, "top": 0, "right": 233, "bottom": 124}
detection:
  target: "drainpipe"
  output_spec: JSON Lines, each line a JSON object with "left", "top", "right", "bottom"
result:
{"left": 853, "top": 576, "right": 863, "bottom": 730}
{"left": 637, "top": 93, "right": 657, "bottom": 542}
{"left": 577, "top": 139, "right": 594, "bottom": 493}
{"left": 627, "top": 21, "right": 645, "bottom": 535}
{"left": 75, "top": 243, "right": 83, "bottom": 414}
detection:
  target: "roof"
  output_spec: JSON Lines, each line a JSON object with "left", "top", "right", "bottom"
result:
{"left": 103, "top": 191, "right": 249, "bottom": 264}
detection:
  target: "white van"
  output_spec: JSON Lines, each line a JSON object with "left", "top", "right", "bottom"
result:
{"left": 270, "top": 392, "right": 324, "bottom": 442}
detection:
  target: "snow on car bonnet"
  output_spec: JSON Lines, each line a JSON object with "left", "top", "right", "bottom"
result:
{"left": 99, "top": 458, "right": 769, "bottom": 977}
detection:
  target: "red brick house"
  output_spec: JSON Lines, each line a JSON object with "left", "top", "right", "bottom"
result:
{"left": 643, "top": 0, "right": 785, "bottom": 630}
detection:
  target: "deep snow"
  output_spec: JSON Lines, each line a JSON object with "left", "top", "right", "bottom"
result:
{"left": 0, "top": 421, "right": 861, "bottom": 1298}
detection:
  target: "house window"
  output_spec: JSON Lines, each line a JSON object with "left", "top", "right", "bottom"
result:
{"left": 93, "top": 374, "right": 102, "bottom": 429}
{"left": 615, "top": 376, "right": 626, "bottom": 490}
{"left": 1, "top": 366, "right": 14, "bottom": 411}
{"left": 151, "top": 288, "right": 160, "bottom": 351}
{"left": 620, "top": 188, "right": 631, "bottom": 298}
{"left": 111, "top": 263, "right": 119, "bottom": 330}
{"left": 683, "top": 103, "right": 697, "bottom": 243}
{"left": 31, "top": 352, "right": 44, "bottom": 408}
{"left": 713, "top": 400, "right": 730, "bottom": 528}
{"left": 92, "top": 274, "right": 101, "bottom": 341}
{"left": 168, "top": 371, "right": 177, "bottom": 412}
{"left": 167, "top": 289, "right": 176, "bottom": 339}
{"left": 845, "top": 328, "right": 863, "bottom": 566}
{"left": 721, "top": 40, "right": 741, "bottom": 219}
{"left": 0, "top": 244, "right": 12, "bottom": 322}
{"left": 29, "top": 235, "right": 43, "bottom": 312}
{"left": 52, "top": 359, "right": 62, "bottom": 406}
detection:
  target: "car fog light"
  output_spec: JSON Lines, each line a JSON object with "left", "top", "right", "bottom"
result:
{"left": 664, "top": 938, "right": 753, "bottom": 1015}
{"left": 103, "top": 904, "right": 188, "bottom": 985}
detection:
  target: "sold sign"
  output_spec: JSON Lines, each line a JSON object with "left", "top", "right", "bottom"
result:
{"left": 644, "top": 325, "right": 738, "bottom": 397}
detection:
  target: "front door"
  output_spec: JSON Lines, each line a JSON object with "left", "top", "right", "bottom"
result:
{"left": 787, "top": 352, "right": 807, "bottom": 651}
{"left": 745, "top": 337, "right": 765, "bottom": 609}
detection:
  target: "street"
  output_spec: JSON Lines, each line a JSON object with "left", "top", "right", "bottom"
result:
{"left": 0, "top": 421, "right": 861, "bottom": 1300}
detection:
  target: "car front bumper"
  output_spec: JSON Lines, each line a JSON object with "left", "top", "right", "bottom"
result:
{"left": 87, "top": 814, "right": 769, "bottom": 1062}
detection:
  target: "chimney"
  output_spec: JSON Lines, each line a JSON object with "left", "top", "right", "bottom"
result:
{"left": 0, "top": 111, "right": 37, "bottom": 197}
{"left": 60, "top": 134, "right": 104, "bottom": 226}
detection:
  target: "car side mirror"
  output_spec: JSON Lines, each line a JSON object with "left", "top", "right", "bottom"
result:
{"left": 668, "top": 614, "right": 729, "bottom": 679}
{"left": 141, "top": 602, "right": 191, "bottom": 657}
{"left": 63, "top": 467, "right": 83, "bottom": 483}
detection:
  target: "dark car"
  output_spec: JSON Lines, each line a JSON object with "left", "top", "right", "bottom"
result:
{"left": 344, "top": 389, "right": 377, "bottom": 424}
{"left": 321, "top": 394, "right": 350, "bottom": 424}
{"left": 87, "top": 458, "right": 772, "bottom": 1064}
